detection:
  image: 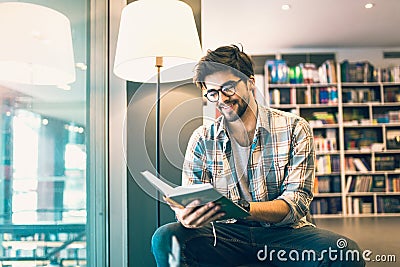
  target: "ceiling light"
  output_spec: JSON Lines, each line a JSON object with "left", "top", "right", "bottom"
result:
{"left": 281, "top": 4, "right": 291, "bottom": 11}
{"left": 76, "top": 62, "right": 87, "bottom": 71}
{"left": 57, "top": 84, "right": 71, "bottom": 90}
{"left": 365, "top": 3, "right": 375, "bottom": 9}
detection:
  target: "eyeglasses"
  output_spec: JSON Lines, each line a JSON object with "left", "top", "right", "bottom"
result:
{"left": 203, "top": 78, "right": 243, "bottom": 102}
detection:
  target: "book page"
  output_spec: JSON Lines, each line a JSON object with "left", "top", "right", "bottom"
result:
{"left": 141, "top": 171, "right": 175, "bottom": 196}
{"left": 141, "top": 170, "right": 213, "bottom": 197}
{"left": 170, "top": 183, "right": 213, "bottom": 197}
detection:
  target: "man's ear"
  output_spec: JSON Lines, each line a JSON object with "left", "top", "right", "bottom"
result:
{"left": 248, "top": 76, "right": 256, "bottom": 92}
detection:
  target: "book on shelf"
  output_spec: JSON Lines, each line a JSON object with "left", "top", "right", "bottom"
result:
{"left": 313, "top": 176, "right": 319, "bottom": 194}
{"left": 269, "top": 88, "right": 292, "bottom": 105}
{"left": 384, "top": 88, "right": 400, "bottom": 102}
{"left": 387, "top": 176, "right": 400, "bottom": 192}
{"left": 326, "top": 128, "right": 336, "bottom": 139}
{"left": 352, "top": 158, "right": 370, "bottom": 172}
{"left": 386, "top": 129, "right": 400, "bottom": 149}
{"left": 316, "top": 155, "right": 331, "bottom": 174}
{"left": 345, "top": 157, "right": 371, "bottom": 172}
{"left": 342, "top": 88, "right": 377, "bottom": 103}
{"left": 377, "top": 197, "right": 400, "bottom": 213}
{"left": 314, "top": 136, "right": 337, "bottom": 152}
{"left": 316, "top": 176, "right": 341, "bottom": 194}
{"left": 388, "top": 111, "right": 400, "bottom": 123}
{"left": 381, "top": 65, "right": 400, "bottom": 83}
{"left": 345, "top": 129, "right": 379, "bottom": 151}
{"left": 353, "top": 198, "right": 360, "bottom": 215}
{"left": 332, "top": 176, "right": 341, "bottom": 192}
{"left": 302, "top": 63, "right": 317, "bottom": 84}
{"left": 314, "top": 128, "right": 338, "bottom": 152}
{"left": 375, "top": 156, "right": 395, "bottom": 171}
{"left": 310, "top": 198, "right": 342, "bottom": 215}
{"left": 309, "top": 87, "right": 338, "bottom": 105}
{"left": 345, "top": 175, "right": 386, "bottom": 193}
{"left": 327, "top": 60, "right": 337, "bottom": 84}
{"left": 318, "top": 60, "right": 337, "bottom": 84}
{"left": 361, "top": 201, "right": 373, "bottom": 214}
{"left": 314, "top": 176, "right": 329, "bottom": 193}
{"left": 311, "top": 111, "right": 337, "bottom": 124}
{"left": 265, "top": 60, "right": 289, "bottom": 84}
{"left": 347, "top": 197, "right": 353, "bottom": 214}
{"left": 345, "top": 176, "right": 353, "bottom": 193}
{"left": 265, "top": 59, "right": 340, "bottom": 85}
{"left": 345, "top": 158, "right": 356, "bottom": 172}
{"left": 355, "top": 176, "right": 373, "bottom": 192}
{"left": 140, "top": 171, "right": 250, "bottom": 220}
{"left": 347, "top": 197, "right": 371, "bottom": 215}
{"left": 316, "top": 155, "right": 340, "bottom": 174}
{"left": 371, "top": 176, "right": 386, "bottom": 192}
{"left": 340, "top": 60, "right": 376, "bottom": 83}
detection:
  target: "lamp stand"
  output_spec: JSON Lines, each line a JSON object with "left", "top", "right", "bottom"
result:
{"left": 155, "top": 56, "right": 163, "bottom": 228}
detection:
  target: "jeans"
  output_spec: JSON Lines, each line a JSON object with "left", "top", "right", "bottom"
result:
{"left": 151, "top": 220, "right": 366, "bottom": 267}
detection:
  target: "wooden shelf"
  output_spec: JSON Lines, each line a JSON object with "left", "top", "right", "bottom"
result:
{"left": 263, "top": 59, "right": 400, "bottom": 217}
{"left": 314, "top": 193, "right": 342, "bottom": 197}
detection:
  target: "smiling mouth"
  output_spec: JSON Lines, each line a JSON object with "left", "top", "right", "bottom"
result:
{"left": 219, "top": 102, "right": 235, "bottom": 110}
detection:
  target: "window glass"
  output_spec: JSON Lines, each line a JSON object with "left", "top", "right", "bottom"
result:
{"left": 0, "top": 0, "right": 88, "bottom": 266}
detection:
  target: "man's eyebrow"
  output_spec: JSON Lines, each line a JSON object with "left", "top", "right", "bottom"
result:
{"left": 204, "top": 80, "right": 236, "bottom": 90}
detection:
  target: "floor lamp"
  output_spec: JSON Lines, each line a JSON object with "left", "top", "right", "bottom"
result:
{"left": 114, "top": 0, "right": 202, "bottom": 227}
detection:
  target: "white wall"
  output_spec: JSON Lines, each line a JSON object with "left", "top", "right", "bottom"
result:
{"left": 251, "top": 47, "right": 400, "bottom": 68}
{"left": 336, "top": 47, "right": 400, "bottom": 68}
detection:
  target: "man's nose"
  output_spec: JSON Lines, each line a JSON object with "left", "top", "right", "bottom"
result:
{"left": 218, "top": 90, "right": 230, "bottom": 103}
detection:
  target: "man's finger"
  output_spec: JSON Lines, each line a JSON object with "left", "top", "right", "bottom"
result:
{"left": 190, "top": 204, "right": 223, "bottom": 227}
{"left": 182, "top": 202, "right": 222, "bottom": 227}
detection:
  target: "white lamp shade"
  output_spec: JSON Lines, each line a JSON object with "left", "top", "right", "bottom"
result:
{"left": 113, "top": 0, "right": 203, "bottom": 83}
{"left": 0, "top": 2, "right": 75, "bottom": 85}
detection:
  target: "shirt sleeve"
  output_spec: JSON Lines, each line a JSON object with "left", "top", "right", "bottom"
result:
{"left": 274, "top": 118, "right": 315, "bottom": 227}
{"left": 181, "top": 126, "right": 210, "bottom": 186}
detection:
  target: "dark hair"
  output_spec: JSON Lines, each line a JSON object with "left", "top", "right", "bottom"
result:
{"left": 193, "top": 44, "right": 255, "bottom": 89}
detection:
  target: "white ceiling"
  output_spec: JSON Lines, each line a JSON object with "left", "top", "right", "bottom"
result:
{"left": 202, "top": 0, "right": 400, "bottom": 54}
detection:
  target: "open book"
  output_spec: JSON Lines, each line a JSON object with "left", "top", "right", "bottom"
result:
{"left": 141, "top": 171, "right": 250, "bottom": 220}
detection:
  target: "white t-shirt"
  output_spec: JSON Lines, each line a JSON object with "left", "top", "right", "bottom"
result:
{"left": 230, "top": 136, "right": 252, "bottom": 201}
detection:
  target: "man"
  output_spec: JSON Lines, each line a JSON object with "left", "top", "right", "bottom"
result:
{"left": 152, "top": 45, "right": 365, "bottom": 267}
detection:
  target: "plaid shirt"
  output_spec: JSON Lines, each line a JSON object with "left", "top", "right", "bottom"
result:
{"left": 182, "top": 105, "right": 315, "bottom": 228}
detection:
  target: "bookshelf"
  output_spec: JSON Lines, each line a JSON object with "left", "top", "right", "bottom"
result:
{"left": 261, "top": 55, "right": 400, "bottom": 218}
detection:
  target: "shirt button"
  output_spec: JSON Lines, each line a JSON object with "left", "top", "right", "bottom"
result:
{"left": 217, "top": 170, "right": 222, "bottom": 175}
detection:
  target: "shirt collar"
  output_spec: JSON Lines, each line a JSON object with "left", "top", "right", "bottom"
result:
{"left": 256, "top": 104, "right": 271, "bottom": 134}
{"left": 214, "top": 103, "right": 271, "bottom": 140}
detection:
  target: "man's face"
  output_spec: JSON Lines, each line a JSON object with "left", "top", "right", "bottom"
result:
{"left": 203, "top": 71, "right": 250, "bottom": 122}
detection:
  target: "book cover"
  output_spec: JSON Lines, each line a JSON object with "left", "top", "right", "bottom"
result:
{"left": 332, "top": 176, "right": 341, "bottom": 193}
{"left": 353, "top": 198, "right": 360, "bottom": 215}
{"left": 345, "top": 176, "right": 353, "bottom": 193}
{"left": 352, "top": 158, "right": 369, "bottom": 172}
{"left": 347, "top": 197, "right": 353, "bottom": 215}
{"left": 141, "top": 171, "right": 250, "bottom": 220}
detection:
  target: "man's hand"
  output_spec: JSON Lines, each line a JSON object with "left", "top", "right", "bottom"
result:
{"left": 166, "top": 198, "right": 225, "bottom": 228}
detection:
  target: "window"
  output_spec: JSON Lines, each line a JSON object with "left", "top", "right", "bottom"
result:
{"left": 0, "top": 1, "right": 97, "bottom": 266}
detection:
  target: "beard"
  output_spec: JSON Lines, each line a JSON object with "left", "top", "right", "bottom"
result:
{"left": 217, "top": 97, "right": 248, "bottom": 122}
